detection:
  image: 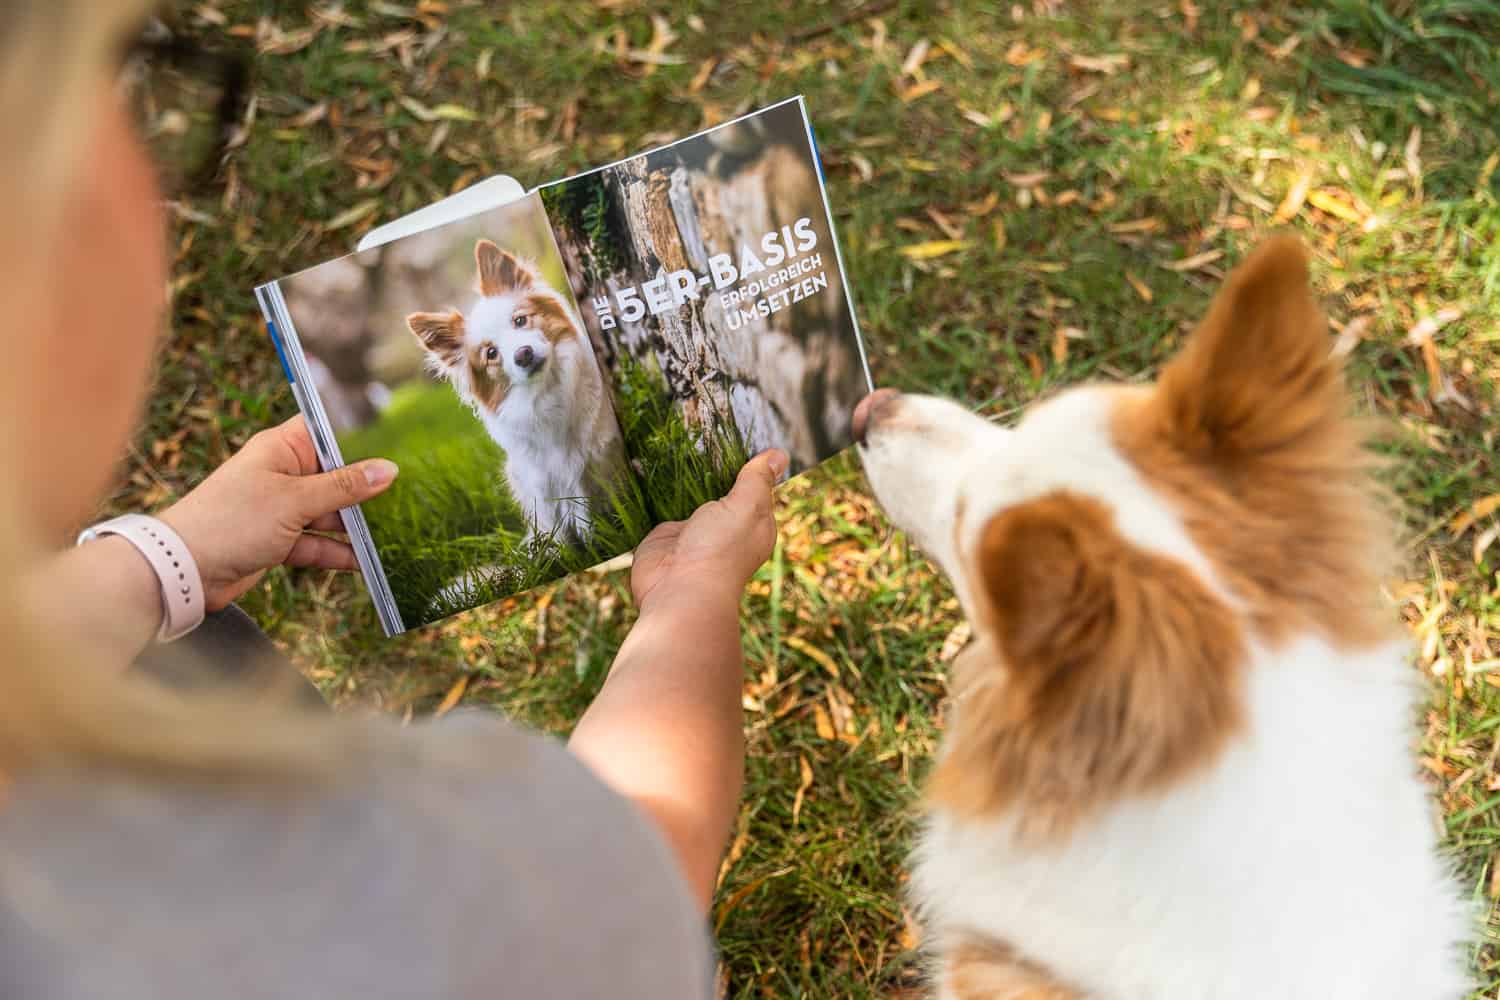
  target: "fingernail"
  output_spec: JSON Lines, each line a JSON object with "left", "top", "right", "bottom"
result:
{"left": 363, "top": 459, "right": 399, "bottom": 487}
{"left": 766, "top": 449, "right": 789, "bottom": 479}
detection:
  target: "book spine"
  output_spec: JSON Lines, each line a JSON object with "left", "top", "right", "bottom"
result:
{"left": 253, "top": 282, "right": 407, "bottom": 637}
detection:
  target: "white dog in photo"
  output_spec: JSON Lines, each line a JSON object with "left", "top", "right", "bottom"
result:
{"left": 408, "top": 240, "right": 627, "bottom": 546}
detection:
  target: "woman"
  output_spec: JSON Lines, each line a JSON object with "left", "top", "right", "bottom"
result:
{"left": 0, "top": 4, "right": 782, "bottom": 995}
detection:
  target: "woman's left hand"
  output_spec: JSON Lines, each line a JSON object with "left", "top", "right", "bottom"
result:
{"left": 159, "top": 416, "right": 398, "bottom": 611}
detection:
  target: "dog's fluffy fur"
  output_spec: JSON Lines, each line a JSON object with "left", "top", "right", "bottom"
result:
{"left": 858, "top": 235, "right": 1470, "bottom": 999}
{"left": 408, "top": 240, "right": 626, "bottom": 545}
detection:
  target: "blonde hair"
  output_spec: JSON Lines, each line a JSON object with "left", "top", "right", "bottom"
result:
{"left": 0, "top": 2, "right": 357, "bottom": 784}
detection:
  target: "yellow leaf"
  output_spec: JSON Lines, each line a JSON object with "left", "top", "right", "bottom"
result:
{"left": 992, "top": 217, "right": 1007, "bottom": 254}
{"left": 1125, "top": 270, "right": 1154, "bottom": 302}
{"left": 813, "top": 702, "right": 836, "bottom": 741}
{"left": 899, "top": 78, "right": 943, "bottom": 103}
{"left": 1306, "top": 189, "right": 1365, "bottom": 224}
{"left": 433, "top": 675, "right": 469, "bottom": 719}
{"left": 900, "top": 239, "right": 970, "bottom": 260}
{"left": 1451, "top": 495, "right": 1500, "bottom": 536}
{"left": 430, "top": 103, "right": 479, "bottom": 122}
{"left": 784, "top": 634, "right": 841, "bottom": 676}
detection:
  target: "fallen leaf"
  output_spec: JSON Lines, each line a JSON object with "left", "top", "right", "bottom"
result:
{"left": 937, "top": 38, "right": 973, "bottom": 69}
{"left": 900, "top": 239, "right": 970, "bottom": 260}
{"left": 1004, "top": 41, "right": 1045, "bottom": 66}
{"left": 925, "top": 206, "right": 964, "bottom": 240}
{"left": 433, "top": 675, "right": 469, "bottom": 719}
{"left": 714, "top": 867, "right": 793, "bottom": 932}
{"left": 992, "top": 217, "right": 1007, "bottom": 253}
{"left": 1450, "top": 495, "right": 1500, "bottom": 536}
{"left": 1476, "top": 524, "right": 1499, "bottom": 564}
{"left": 784, "top": 634, "right": 841, "bottom": 676}
{"left": 1272, "top": 167, "right": 1315, "bottom": 223}
{"left": 813, "top": 702, "right": 836, "bottom": 741}
{"left": 397, "top": 95, "right": 439, "bottom": 122}
{"left": 1161, "top": 248, "right": 1224, "bottom": 272}
{"left": 964, "top": 191, "right": 1000, "bottom": 216}
{"left": 792, "top": 754, "right": 814, "bottom": 826}
{"left": 1125, "top": 270, "right": 1153, "bottom": 302}
{"left": 1053, "top": 326, "right": 1086, "bottom": 365}
{"left": 430, "top": 102, "right": 478, "bottom": 122}
{"left": 899, "top": 78, "right": 943, "bottom": 103}
{"left": 689, "top": 57, "right": 718, "bottom": 93}
{"left": 1406, "top": 306, "right": 1464, "bottom": 347}
{"left": 1330, "top": 315, "right": 1371, "bottom": 359}
{"left": 1108, "top": 217, "right": 1161, "bottom": 234}
{"left": 1405, "top": 126, "right": 1423, "bottom": 190}
{"left": 900, "top": 38, "right": 931, "bottom": 77}
{"left": 324, "top": 199, "right": 381, "bottom": 231}
{"left": 1004, "top": 170, "right": 1051, "bottom": 188}
{"left": 938, "top": 620, "right": 972, "bottom": 662}
{"left": 1306, "top": 188, "right": 1365, "bottom": 224}
{"left": 1069, "top": 53, "right": 1130, "bottom": 74}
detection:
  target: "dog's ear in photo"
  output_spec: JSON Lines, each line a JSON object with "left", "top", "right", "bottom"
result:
{"left": 407, "top": 310, "right": 466, "bottom": 368}
{"left": 931, "top": 490, "right": 1245, "bottom": 838}
{"left": 476, "top": 240, "right": 533, "bottom": 297}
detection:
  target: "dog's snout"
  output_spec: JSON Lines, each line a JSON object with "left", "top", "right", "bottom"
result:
{"left": 852, "top": 388, "right": 902, "bottom": 445}
{"left": 514, "top": 345, "right": 537, "bottom": 370}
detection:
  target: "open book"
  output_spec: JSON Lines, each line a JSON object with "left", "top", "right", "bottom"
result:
{"left": 255, "top": 96, "right": 871, "bottom": 635}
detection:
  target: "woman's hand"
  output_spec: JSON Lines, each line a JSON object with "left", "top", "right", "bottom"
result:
{"left": 159, "top": 416, "right": 398, "bottom": 611}
{"left": 629, "top": 448, "right": 787, "bottom": 614}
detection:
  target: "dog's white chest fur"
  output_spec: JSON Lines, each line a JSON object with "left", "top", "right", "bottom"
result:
{"left": 482, "top": 337, "right": 619, "bottom": 542}
{"left": 915, "top": 637, "right": 1471, "bottom": 1000}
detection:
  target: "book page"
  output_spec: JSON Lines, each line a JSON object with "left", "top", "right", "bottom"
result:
{"left": 539, "top": 97, "right": 871, "bottom": 524}
{"left": 276, "top": 193, "right": 641, "bottom": 629}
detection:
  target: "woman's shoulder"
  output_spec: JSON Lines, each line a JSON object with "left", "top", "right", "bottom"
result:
{"left": 0, "top": 712, "right": 712, "bottom": 999}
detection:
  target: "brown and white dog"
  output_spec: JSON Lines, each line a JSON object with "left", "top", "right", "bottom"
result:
{"left": 854, "top": 236, "right": 1469, "bottom": 999}
{"left": 408, "top": 240, "right": 626, "bottom": 546}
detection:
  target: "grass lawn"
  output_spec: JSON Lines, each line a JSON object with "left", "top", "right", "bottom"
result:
{"left": 134, "top": 1, "right": 1498, "bottom": 995}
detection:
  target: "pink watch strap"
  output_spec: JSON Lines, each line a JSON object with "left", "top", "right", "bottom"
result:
{"left": 76, "top": 514, "right": 205, "bottom": 643}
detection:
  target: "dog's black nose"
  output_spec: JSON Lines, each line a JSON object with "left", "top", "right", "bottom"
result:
{"left": 852, "top": 388, "right": 901, "bottom": 445}
{"left": 514, "top": 345, "right": 536, "bottom": 370}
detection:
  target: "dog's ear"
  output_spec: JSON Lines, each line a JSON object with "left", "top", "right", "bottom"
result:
{"left": 476, "top": 240, "right": 532, "bottom": 296}
{"left": 931, "top": 491, "right": 1245, "bottom": 835}
{"left": 1152, "top": 233, "right": 1341, "bottom": 464}
{"left": 407, "top": 310, "right": 465, "bottom": 366}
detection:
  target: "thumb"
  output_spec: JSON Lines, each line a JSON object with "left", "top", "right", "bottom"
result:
{"left": 295, "top": 459, "right": 399, "bottom": 520}
{"left": 724, "top": 449, "right": 788, "bottom": 515}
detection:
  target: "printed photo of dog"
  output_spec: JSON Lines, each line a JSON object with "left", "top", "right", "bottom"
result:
{"left": 281, "top": 194, "right": 646, "bottom": 630}
{"left": 407, "top": 240, "right": 627, "bottom": 547}
{"left": 855, "top": 235, "right": 1470, "bottom": 999}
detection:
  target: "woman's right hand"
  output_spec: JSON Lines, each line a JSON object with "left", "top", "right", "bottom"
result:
{"left": 159, "top": 416, "right": 398, "bottom": 611}
{"left": 629, "top": 448, "right": 788, "bottom": 614}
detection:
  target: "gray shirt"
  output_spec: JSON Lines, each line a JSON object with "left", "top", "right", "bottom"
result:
{"left": 0, "top": 715, "right": 713, "bottom": 998}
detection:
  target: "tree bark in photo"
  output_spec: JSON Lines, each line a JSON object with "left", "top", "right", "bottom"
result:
{"left": 557, "top": 138, "right": 866, "bottom": 472}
